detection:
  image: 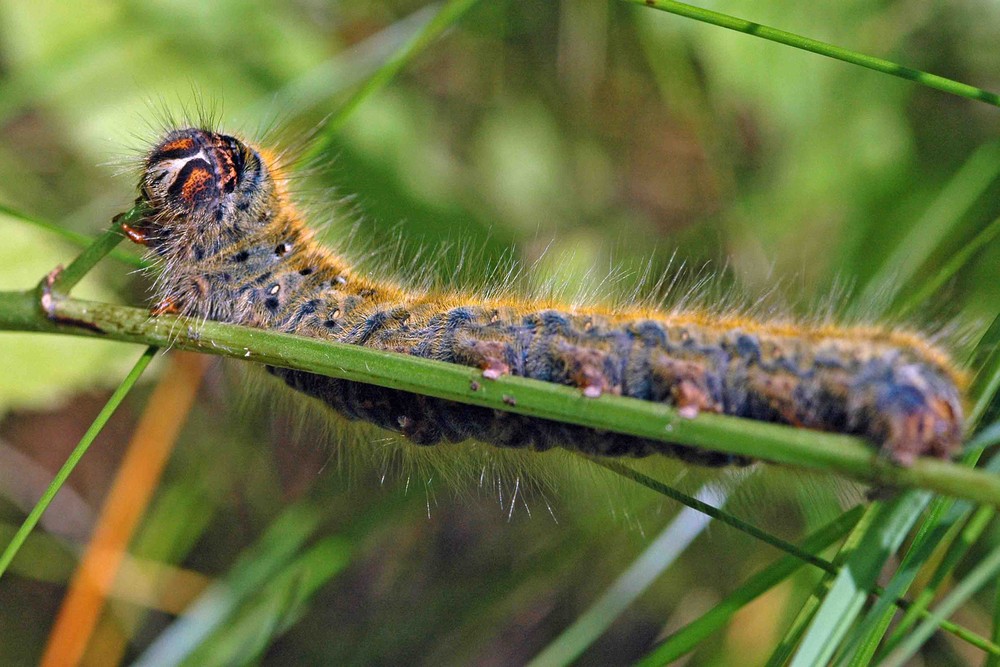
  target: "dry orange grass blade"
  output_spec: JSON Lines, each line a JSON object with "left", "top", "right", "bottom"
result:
{"left": 40, "top": 352, "right": 209, "bottom": 667}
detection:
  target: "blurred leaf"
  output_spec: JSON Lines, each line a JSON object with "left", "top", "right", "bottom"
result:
{"left": 133, "top": 502, "right": 333, "bottom": 667}
{"left": 182, "top": 535, "right": 352, "bottom": 667}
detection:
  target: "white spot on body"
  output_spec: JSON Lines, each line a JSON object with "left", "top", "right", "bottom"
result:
{"left": 678, "top": 405, "right": 699, "bottom": 419}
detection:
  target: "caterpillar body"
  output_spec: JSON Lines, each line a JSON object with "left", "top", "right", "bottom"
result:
{"left": 125, "top": 127, "right": 967, "bottom": 467}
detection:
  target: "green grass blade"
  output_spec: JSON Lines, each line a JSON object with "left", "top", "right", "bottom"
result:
{"left": 48, "top": 205, "right": 148, "bottom": 293}
{"left": 594, "top": 461, "right": 992, "bottom": 654}
{"left": 880, "top": 538, "right": 1000, "bottom": 666}
{"left": 1, "top": 202, "right": 98, "bottom": 247}
{"left": 245, "top": 4, "right": 441, "bottom": 122}
{"left": 969, "top": 313, "right": 1000, "bottom": 426}
{"left": 593, "top": 460, "right": 841, "bottom": 574}
{"left": 764, "top": 588, "right": 825, "bottom": 667}
{"left": 876, "top": 442, "right": 1000, "bottom": 656}
{"left": 0, "top": 345, "right": 157, "bottom": 581}
{"left": 766, "top": 504, "right": 882, "bottom": 665}
{"left": 967, "top": 421, "right": 1000, "bottom": 455}
{"left": 625, "top": 0, "right": 1000, "bottom": 107}
{"left": 0, "top": 202, "right": 146, "bottom": 269}
{"left": 132, "top": 501, "right": 330, "bottom": 667}
{"left": 836, "top": 497, "right": 973, "bottom": 665}
{"left": 636, "top": 506, "right": 864, "bottom": 667}
{"left": 990, "top": 584, "right": 1000, "bottom": 667}
{"left": 894, "top": 213, "right": 1000, "bottom": 317}
{"left": 181, "top": 535, "right": 353, "bottom": 667}
{"left": 879, "top": 504, "right": 998, "bottom": 658}
{"left": 789, "top": 491, "right": 932, "bottom": 666}
{"left": 527, "top": 483, "right": 730, "bottom": 667}
{"left": 299, "top": 0, "right": 481, "bottom": 166}
{"left": 857, "top": 141, "right": 1000, "bottom": 308}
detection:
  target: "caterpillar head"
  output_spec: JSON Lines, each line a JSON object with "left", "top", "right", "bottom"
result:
{"left": 130, "top": 128, "right": 272, "bottom": 255}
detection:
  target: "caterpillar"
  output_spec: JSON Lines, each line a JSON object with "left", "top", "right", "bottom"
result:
{"left": 122, "top": 127, "right": 967, "bottom": 467}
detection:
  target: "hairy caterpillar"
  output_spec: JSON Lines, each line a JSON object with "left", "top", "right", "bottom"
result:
{"left": 123, "top": 127, "right": 967, "bottom": 467}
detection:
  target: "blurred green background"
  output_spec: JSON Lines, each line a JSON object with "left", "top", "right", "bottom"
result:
{"left": 1, "top": 1, "right": 1000, "bottom": 665}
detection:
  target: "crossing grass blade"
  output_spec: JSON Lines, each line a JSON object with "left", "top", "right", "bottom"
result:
{"left": 880, "top": 533, "right": 1000, "bottom": 666}
{"left": 789, "top": 491, "right": 933, "bottom": 666}
{"left": 0, "top": 203, "right": 145, "bottom": 269}
{"left": 527, "top": 483, "right": 730, "bottom": 667}
{"left": 636, "top": 506, "right": 863, "bottom": 666}
{"left": 0, "top": 346, "right": 158, "bottom": 581}
{"left": 131, "top": 502, "right": 332, "bottom": 667}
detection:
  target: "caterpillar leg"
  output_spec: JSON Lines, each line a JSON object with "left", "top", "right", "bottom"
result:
{"left": 121, "top": 222, "right": 150, "bottom": 246}
{"left": 150, "top": 297, "right": 180, "bottom": 316}
{"left": 744, "top": 368, "right": 807, "bottom": 427}
{"left": 551, "top": 341, "right": 617, "bottom": 398}
{"left": 453, "top": 336, "right": 512, "bottom": 379}
{"left": 650, "top": 354, "right": 723, "bottom": 419}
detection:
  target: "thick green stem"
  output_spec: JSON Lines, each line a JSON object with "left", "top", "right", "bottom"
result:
{"left": 2, "top": 287, "right": 999, "bottom": 507}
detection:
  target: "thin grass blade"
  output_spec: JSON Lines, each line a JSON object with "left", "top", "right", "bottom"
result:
{"left": 789, "top": 491, "right": 932, "bottom": 666}
{"left": 0, "top": 346, "right": 157, "bottom": 580}
{"left": 527, "top": 483, "right": 730, "bottom": 667}
{"left": 625, "top": 0, "right": 1000, "bottom": 107}
{"left": 636, "top": 506, "right": 863, "bottom": 666}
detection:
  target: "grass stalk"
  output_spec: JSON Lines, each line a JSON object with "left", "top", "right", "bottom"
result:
{"left": 0, "top": 346, "right": 158, "bottom": 581}
{"left": 0, "top": 287, "right": 998, "bottom": 507}
{"left": 625, "top": 0, "right": 1000, "bottom": 107}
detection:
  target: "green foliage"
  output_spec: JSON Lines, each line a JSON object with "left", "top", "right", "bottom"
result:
{"left": 1, "top": 1, "right": 1000, "bottom": 665}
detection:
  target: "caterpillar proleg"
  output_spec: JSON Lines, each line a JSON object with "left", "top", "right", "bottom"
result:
{"left": 125, "top": 127, "right": 967, "bottom": 466}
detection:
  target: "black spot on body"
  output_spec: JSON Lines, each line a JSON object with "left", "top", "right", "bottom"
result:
{"left": 447, "top": 308, "right": 475, "bottom": 326}
{"left": 265, "top": 297, "right": 280, "bottom": 312}
{"left": 233, "top": 250, "right": 250, "bottom": 262}
{"left": 735, "top": 334, "right": 761, "bottom": 361}
{"left": 352, "top": 311, "right": 390, "bottom": 344}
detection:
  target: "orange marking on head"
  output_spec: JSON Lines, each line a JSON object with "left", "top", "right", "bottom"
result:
{"left": 217, "top": 150, "right": 238, "bottom": 189}
{"left": 180, "top": 166, "right": 213, "bottom": 203}
{"left": 160, "top": 137, "right": 195, "bottom": 152}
